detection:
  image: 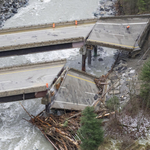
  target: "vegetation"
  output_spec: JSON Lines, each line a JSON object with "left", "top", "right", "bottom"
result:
{"left": 117, "top": 0, "right": 150, "bottom": 15}
{"left": 106, "top": 96, "right": 119, "bottom": 111}
{"left": 140, "top": 59, "right": 150, "bottom": 107}
{"left": 78, "top": 106, "right": 103, "bottom": 150}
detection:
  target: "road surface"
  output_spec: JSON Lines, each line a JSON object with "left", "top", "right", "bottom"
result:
{"left": 0, "top": 61, "right": 65, "bottom": 98}
{"left": 0, "top": 22, "right": 95, "bottom": 51}
{"left": 87, "top": 17, "right": 150, "bottom": 51}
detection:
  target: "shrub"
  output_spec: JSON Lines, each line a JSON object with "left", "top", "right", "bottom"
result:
{"left": 140, "top": 59, "right": 150, "bottom": 107}
{"left": 78, "top": 106, "right": 103, "bottom": 150}
{"left": 106, "top": 96, "right": 119, "bottom": 111}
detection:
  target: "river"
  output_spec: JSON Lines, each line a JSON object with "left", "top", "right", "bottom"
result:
{"left": 0, "top": 0, "right": 116, "bottom": 150}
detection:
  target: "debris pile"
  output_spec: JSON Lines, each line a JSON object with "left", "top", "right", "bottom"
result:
{"left": 94, "top": 75, "right": 106, "bottom": 95}
{"left": 29, "top": 111, "right": 81, "bottom": 150}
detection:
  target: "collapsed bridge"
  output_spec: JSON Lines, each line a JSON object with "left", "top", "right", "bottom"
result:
{"left": 0, "top": 14, "right": 150, "bottom": 111}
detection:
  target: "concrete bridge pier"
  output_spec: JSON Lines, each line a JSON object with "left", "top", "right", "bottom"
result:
{"left": 82, "top": 54, "right": 86, "bottom": 71}
{"left": 88, "top": 49, "right": 92, "bottom": 65}
{"left": 94, "top": 45, "right": 97, "bottom": 57}
{"left": 81, "top": 45, "right": 96, "bottom": 71}
{"left": 80, "top": 45, "right": 87, "bottom": 71}
{"left": 41, "top": 92, "right": 52, "bottom": 113}
{"left": 45, "top": 104, "right": 50, "bottom": 113}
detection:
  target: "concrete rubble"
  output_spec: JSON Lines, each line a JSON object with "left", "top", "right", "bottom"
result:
{"left": 106, "top": 53, "right": 141, "bottom": 108}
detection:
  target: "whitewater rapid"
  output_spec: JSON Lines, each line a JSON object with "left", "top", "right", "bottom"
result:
{"left": 0, "top": 0, "right": 116, "bottom": 150}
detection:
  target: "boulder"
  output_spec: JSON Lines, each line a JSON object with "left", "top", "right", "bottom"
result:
{"left": 98, "top": 58, "right": 103, "bottom": 61}
{"left": 99, "top": 11, "right": 105, "bottom": 16}
{"left": 12, "top": 8, "right": 17, "bottom": 13}
{"left": 5, "top": 13, "right": 12, "bottom": 19}
{"left": 105, "top": 7, "right": 110, "bottom": 12}
{"left": 100, "top": 5, "right": 105, "bottom": 11}
{"left": 93, "top": 12, "right": 98, "bottom": 17}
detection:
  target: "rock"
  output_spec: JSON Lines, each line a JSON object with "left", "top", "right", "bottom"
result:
{"left": 105, "top": 7, "right": 110, "bottom": 12}
{"left": 107, "top": 10, "right": 114, "bottom": 15}
{"left": 121, "top": 66, "right": 127, "bottom": 71}
{"left": 109, "top": 74, "right": 118, "bottom": 80}
{"left": 129, "top": 70, "right": 135, "bottom": 74}
{"left": 99, "top": 0, "right": 105, "bottom": 5}
{"left": 142, "top": 56, "right": 148, "bottom": 60}
{"left": 5, "top": 13, "right": 12, "bottom": 19}
{"left": 12, "top": 8, "right": 17, "bottom": 13}
{"left": 94, "top": 12, "right": 98, "bottom": 17}
{"left": 105, "top": 1, "right": 114, "bottom": 8}
{"left": 94, "top": 94, "right": 98, "bottom": 100}
{"left": 98, "top": 58, "right": 103, "bottom": 61}
{"left": 99, "top": 11, "right": 105, "bottom": 16}
{"left": 100, "top": 5, "right": 104, "bottom": 11}
{"left": 98, "top": 47, "right": 104, "bottom": 51}
{"left": 13, "top": 3, "right": 20, "bottom": 9}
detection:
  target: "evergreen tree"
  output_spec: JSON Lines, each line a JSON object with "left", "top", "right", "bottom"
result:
{"left": 78, "top": 106, "right": 103, "bottom": 150}
{"left": 140, "top": 59, "right": 150, "bottom": 107}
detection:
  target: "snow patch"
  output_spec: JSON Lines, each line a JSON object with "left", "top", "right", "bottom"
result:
{"left": 44, "top": 0, "right": 51, "bottom": 3}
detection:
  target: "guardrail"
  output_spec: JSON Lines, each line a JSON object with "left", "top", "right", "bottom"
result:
{"left": 99, "top": 14, "right": 150, "bottom": 20}
{"left": 1, "top": 15, "right": 149, "bottom": 34}
{"left": 0, "top": 59, "right": 66, "bottom": 71}
{"left": 0, "top": 18, "right": 97, "bottom": 34}
{"left": 0, "top": 15, "right": 149, "bottom": 52}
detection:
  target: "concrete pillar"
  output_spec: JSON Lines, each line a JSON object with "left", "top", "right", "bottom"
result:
{"left": 88, "top": 49, "right": 91, "bottom": 65}
{"left": 45, "top": 103, "right": 50, "bottom": 113}
{"left": 94, "top": 46, "right": 97, "bottom": 57}
{"left": 82, "top": 54, "right": 86, "bottom": 72}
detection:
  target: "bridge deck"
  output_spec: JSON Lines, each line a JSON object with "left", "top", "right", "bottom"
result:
{"left": 0, "top": 16, "right": 149, "bottom": 56}
{"left": 0, "top": 22, "right": 95, "bottom": 52}
{"left": 0, "top": 60, "right": 66, "bottom": 102}
{"left": 87, "top": 17, "right": 150, "bottom": 51}
{"left": 51, "top": 68, "right": 99, "bottom": 110}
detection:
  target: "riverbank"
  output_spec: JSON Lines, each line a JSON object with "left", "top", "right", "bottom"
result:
{"left": 99, "top": 20, "right": 150, "bottom": 150}
{"left": 0, "top": 0, "right": 28, "bottom": 27}
{"left": 0, "top": 1, "right": 103, "bottom": 150}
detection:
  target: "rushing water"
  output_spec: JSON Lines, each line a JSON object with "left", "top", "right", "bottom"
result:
{"left": 0, "top": 0, "right": 117, "bottom": 149}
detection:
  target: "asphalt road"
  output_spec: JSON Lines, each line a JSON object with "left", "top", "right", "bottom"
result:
{"left": 51, "top": 69, "right": 99, "bottom": 110}
{"left": 87, "top": 18, "right": 149, "bottom": 50}
{"left": 0, "top": 23, "right": 94, "bottom": 48}
{"left": 0, "top": 61, "right": 65, "bottom": 97}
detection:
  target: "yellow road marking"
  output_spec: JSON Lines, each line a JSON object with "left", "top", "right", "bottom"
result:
{"left": 67, "top": 74, "right": 95, "bottom": 84}
{"left": 0, "top": 65, "right": 63, "bottom": 76}
{"left": 87, "top": 39, "right": 139, "bottom": 49}
{"left": 0, "top": 22, "right": 96, "bottom": 35}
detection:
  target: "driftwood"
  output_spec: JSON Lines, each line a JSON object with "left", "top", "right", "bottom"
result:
{"left": 64, "top": 112, "right": 81, "bottom": 123}
{"left": 96, "top": 111, "right": 115, "bottom": 119}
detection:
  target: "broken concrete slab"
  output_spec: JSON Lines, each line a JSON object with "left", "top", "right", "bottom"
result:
{"left": 50, "top": 68, "right": 99, "bottom": 111}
